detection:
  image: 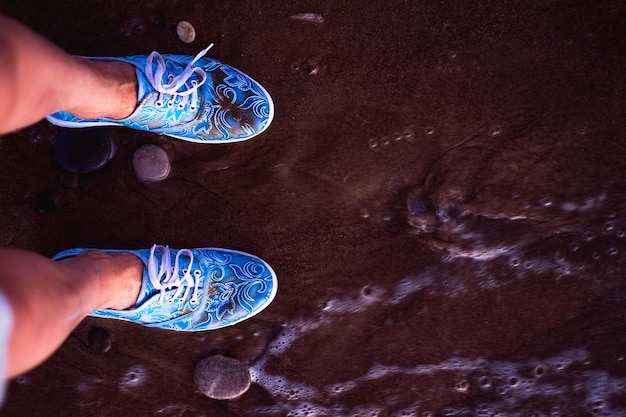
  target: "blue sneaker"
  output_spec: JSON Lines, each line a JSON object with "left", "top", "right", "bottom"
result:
{"left": 46, "top": 45, "right": 274, "bottom": 143}
{"left": 53, "top": 244, "right": 278, "bottom": 331}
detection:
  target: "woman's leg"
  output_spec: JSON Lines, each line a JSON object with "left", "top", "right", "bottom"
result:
{"left": 0, "top": 14, "right": 138, "bottom": 135}
{"left": 0, "top": 248, "right": 142, "bottom": 377}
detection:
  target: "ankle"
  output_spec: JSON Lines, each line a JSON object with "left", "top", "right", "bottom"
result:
{"left": 57, "top": 251, "right": 142, "bottom": 311}
{"left": 96, "top": 252, "right": 143, "bottom": 311}
{"left": 67, "top": 58, "right": 138, "bottom": 120}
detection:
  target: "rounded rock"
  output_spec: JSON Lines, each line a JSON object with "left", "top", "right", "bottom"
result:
{"left": 132, "top": 144, "right": 171, "bottom": 182}
{"left": 194, "top": 355, "right": 251, "bottom": 400}
{"left": 87, "top": 326, "right": 111, "bottom": 355}
{"left": 176, "top": 21, "right": 196, "bottom": 43}
{"left": 55, "top": 129, "right": 116, "bottom": 173}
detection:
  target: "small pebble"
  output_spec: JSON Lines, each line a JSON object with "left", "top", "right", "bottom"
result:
{"left": 406, "top": 188, "right": 429, "bottom": 217}
{"left": 132, "top": 144, "right": 171, "bottom": 182}
{"left": 194, "top": 355, "right": 251, "bottom": 400}
{"left": 177, "top": 21, "right": 196, "bottom": 43}
{"left": 87, "top": 326, "right": 111, "bottom": 355}
{"left": 55, "top": 129, "right": 116, "bottom": 173}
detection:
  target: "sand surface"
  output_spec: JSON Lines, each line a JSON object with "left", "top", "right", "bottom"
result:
{"left": 0, "top": 1, "right": 625, "bottom": 416}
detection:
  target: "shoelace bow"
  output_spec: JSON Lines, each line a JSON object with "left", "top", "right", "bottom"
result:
{"left": 147, "top": 245, "right": 202, "bottom": 305}
{"left": 144, "top": 44, "right": 214, "bottom": 111}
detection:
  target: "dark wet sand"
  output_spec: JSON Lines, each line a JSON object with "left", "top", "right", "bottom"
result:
{"left": 0, "top": 1, "right": 625, "bottom": 416}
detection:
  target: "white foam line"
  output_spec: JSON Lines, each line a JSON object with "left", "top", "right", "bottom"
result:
{"left": 290, "top": 12, "right": 324, "bottom": 23}
{"left": 250, "top": 261, "right": 616, "bottom": 417}
{"left": 444, "top": 245, "right": 517, "bottom": 261}
{"left": 250, "top": 269, "right": 462, "bottom": 400}
{"left": 250, "top": 341, "right": 626, "bottom": 417}
{"left": 327, "top": 357, "right": 488, "bottom": 396}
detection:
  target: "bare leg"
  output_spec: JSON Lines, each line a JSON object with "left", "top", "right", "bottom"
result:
{"left": 0, "top": 16, "right": 146, "bottom": 375}
{"left": 0, "top": 249, "right": 142, "bottom": 377}
{"left": 0, "top": 14, "right": 138, "bottom": 135}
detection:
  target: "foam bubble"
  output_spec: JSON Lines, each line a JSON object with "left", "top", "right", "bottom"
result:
{"left": 540, "top": 197, "right": 553, "bottom": 207}
{"left": 265, "top": 327, "right": 298, "bottom": 356}
{"left": 403, "top": 127, "right": 415, "bottom": 141}
{"left": 533, "top": 365, "right": 546, "bottom": 378}
{"left": 119, "top": 365, "right": 147, "bottom": 391}
{"left": 490, "top": 126, "right": 502, "bottom": 136}
{"left": 478, "top": 375, "right": 492, "bottom": 389}
{"left": 602, "top": 221, "right": 616, "bottom": 233}
{"left": 285, "top": 402, "right": 329, "bottom": 417}
{"left": 454, "top": 380, "right": 470, "bottom": 393}
{"left": 392, "top": 406, "right": 418, "bottom": 417}
{"left": 14, "top": 376, "right": 30, "bottom": 385}
{"left": 507, "top": 376, "right": 520, "bottom": 387}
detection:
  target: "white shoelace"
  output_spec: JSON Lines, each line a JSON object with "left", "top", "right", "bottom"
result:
{"left": 144, "top": 44, "right": 214, "bottom": 111}
{"left": 147, "top": 245, "right": 202, "bottom": 305}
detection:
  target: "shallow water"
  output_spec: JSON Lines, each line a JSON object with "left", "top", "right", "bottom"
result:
{"left": 0, "top": 0, "right": 625, "bottom": 416}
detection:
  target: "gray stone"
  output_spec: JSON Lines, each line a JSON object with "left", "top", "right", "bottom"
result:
{"left": 132, "top": 144, "right": 170, "bottom": 182}
{"left": 194, "top": 355, "right": 251, "bottom": 400}
{"left": 87, "top": 326, "right": 111, "bottom": 355}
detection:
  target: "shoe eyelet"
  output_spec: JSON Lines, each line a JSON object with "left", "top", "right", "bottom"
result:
{"left": 194, "top": 270, "right": 201, "bottom": 278}
{"left": 155, "top": 301, "right": 163, "bottom": 306}
{"left": 167, "top": 298, "right": 175, "bottom": 304}
{"left": 167, "top": 100, "right": 174, "bottom": 108}
{"left": 191, "top": 80, "right": 198, "bottom": 86}
{"left": 155, "top": 100, "right": 164, "bottom": 107}
{"left": 190, "top": 299, "right": 198, "bottom": 305}
{"left": 183, "top": 268, "right": 188, "bottom": 274}
{"left": 168, "top": 75, "right": 175, "bottom": 81}
{"left": 189, "top": 106, "right": 197, "bottom": 111}
{"left": 178, "top": 103, "right": 185, "bottom": 109}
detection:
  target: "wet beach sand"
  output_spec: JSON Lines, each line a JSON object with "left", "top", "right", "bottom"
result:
{"left": 0, "top": 0, "right": 625, "bottom": 416}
